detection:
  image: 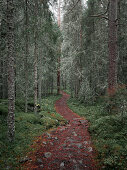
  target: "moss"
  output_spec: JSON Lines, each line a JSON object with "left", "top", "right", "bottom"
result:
{"left": 67, "top": 96, "right": 127, "bottom": 170}
{"left": 0, "top": 94, "right": 66, "bottom": 169}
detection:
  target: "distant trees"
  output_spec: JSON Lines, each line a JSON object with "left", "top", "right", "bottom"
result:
{"left": 62, "top": 0, "right": 82, "bottom": 98}
{"left": 62, "top": 0, "right": 127, "bottom": 103}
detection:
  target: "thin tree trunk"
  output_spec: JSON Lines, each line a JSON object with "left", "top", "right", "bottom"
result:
{"left": 108, "top": 0, "right": 118, "bottom": 96}
{"left": 57, "top": 57, "right": 60, "bottom": 94}
{"left": 57, "top": 0, "right": 61, "bottom": 95}
{"left": 24, "top": 0, "right": 29, "bottom": 113}
{"left": 34, "top": 31, "right": 38, "bottom": 114}
{"left": 7, "top": 0, "right": 15, "bottom": 142}
{"left": 38, "top": 49, "right": 42, "bottom": 106}
{"left": 34, "top": 0, "right": 38, "bottom": 114}
{"left": 51, "top": 75, "right": 54, "bottom": 94}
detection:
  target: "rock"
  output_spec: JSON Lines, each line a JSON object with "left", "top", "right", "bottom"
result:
{"left": 102, "top": 166, "right": 106, "bottom": 169}
{"left": 67, "top": 124, "right": 71, "bottom": 127}
{"left": 75, "top": 143, "right": 82, "bottom": 149}
{"left": 60, "top": 127, "right": 66, "bottom": 131}
{"left": 73, "top": 159, "right": 77, "bottom": 163}
{"left": 50, "top": 142, "right": 53, "bottom": 145}
{"left": 83, "top": 141, "right": 88, "bottom": 145}
{"left": 79, "top": 120, "right": 87, "bottom": 124}
{"left": 19, "top": 156, "right": 30, "bottom": 163}
{"left": 84, "top": 141, "right": 91, "bottom": 145}
{"left": 78, "top": 160, "right": 83, "bottom": 164}
{"left": 40, "top": 164, "right": 44, "bottom": 169}
{"left": 44, "top": 152, "right": 52, "bottom": 158}
{"left": 60, "top": 162, "right": 65, "bottom": 167}
{"left": 46, "top": 133, "right": 52, "bottom": 139}
{"left": 43, "top": 142, "right": 47, "bottom": 145}
{"left": 74, "top": 164, "right": 80, "bottom": 170}
{"left": 66, "top": 138, "right": 74, "bottom": 142}
{"left": 72, "top": 131, "right": 77, "bottom": 136}
{"left": 37, "top": 158, "right": 43, "bottom": 163}
{"left": 87, "top": 147, "right": 93, "bottom": 152}
{"left": 62, "top": 143, "right": 66, "bottom": 147}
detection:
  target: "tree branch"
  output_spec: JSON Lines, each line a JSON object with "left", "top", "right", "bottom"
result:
{"left": 90, "top": 1, "right": 110, "bottom": 20}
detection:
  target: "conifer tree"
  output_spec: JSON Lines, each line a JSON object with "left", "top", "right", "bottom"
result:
{"left": 7, "top": 0, "right": 15, "bottom": 142}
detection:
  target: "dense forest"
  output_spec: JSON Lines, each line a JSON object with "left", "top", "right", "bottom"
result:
{"left": 0, "top": 0, "right": 127, "bottom": 169}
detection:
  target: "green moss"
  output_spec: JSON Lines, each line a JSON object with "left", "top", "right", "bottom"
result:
{"left": 67, "top": 96, "right": 127, "bottom": 170}
{"left": 0, "top": 94, "right": 66, "bottom": 169}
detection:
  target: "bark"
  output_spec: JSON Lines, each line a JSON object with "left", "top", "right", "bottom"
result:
{"left": 24, "top": 0, "right": 29, "bottom": 113}
{"left": 51, "top": 76, "right": 54, "bottom": 94}
{"left": 38, "top": 49, "right": 42, "bottom": 106}
{"left": 7, "top": 0, "right": 15, "bottom": 142}
{"left": 108, "top": 0, "right": 118, "bottom": 96}
{"left": 34, "top": 31, "right": 38, "bottom": 114}
{"left": 57, "top": 0, "right": 61, "bottom": 95}
{"left": 34, "top": 0, "right": 38, "bottom": 114}
{"left": 0, "top": 59, "right": 3, "bottom": 98}
{"left": 57, "top": 57, "right": 60, "bottom": 95}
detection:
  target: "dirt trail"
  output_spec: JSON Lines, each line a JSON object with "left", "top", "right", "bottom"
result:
{"left": 22, "top": 92, "right": 98, "bottom": 170}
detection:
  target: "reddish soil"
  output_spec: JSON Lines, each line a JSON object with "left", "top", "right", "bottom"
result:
{"left": 22, "top": 92, "right": 98, "bottom": 170}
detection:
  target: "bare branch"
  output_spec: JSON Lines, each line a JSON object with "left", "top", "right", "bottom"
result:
{"left": 90, "top": 1, "right": 110, "bottom": 20}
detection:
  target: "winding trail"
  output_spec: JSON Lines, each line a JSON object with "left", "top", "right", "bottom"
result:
{"left": 22, "top": 92, "right": 98, "bottom": 170}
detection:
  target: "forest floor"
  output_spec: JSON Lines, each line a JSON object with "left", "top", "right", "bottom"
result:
{"left": 22, "top": 92, "right": 98, "bottom": 170}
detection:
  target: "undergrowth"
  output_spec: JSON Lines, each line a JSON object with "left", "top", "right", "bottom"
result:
{"left": 67, "top": 89, "right": 127, "bottom": 170}
{"left": 0, "top": 95, "right": 66, "bottom": 169}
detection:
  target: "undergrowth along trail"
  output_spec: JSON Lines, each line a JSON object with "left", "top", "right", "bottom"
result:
{"left": 22, "top": 92, "right": 98, "bottom": 170}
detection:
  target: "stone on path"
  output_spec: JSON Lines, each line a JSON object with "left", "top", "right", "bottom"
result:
{"left": 44, "top": 152, "right": 52, "bottom": 158}
{"left": 37, "top": 158, "right": 43, "bottom": 163}
{"left": 40, "top": 164, "right": 44, "bottom": 169}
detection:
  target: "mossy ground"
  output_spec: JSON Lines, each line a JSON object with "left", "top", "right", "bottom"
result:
{"left": 0, "top": 95, "right": 66, "bottom": 169}
{"left": 67, "top": 91, "right": 127, "bottom": 170}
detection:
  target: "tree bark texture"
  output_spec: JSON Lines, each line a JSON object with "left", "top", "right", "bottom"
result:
{"left": 34, "top": 31, "right": 38, "bottom": 114}
{"left": 57, "top": 57, "right": 60, "bottom": 95}
{"left": 7, "top": 0, "right": 15, "bottom": 142}
{"left": 34, "top": 0, "right": 38, "bottom": 114}
{"left": 24, "top": 0, "right": 29, "bottom": 113}
{"left": 57, "top": 0, "right": 61, "bottom": 95}
{"left": 108, "top": 0, "right": 118, "bottom": 96}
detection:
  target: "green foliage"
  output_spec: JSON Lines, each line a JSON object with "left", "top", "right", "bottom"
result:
{"left": 0, "top": 100, "right": 8, "bottom": 116}
{"left": 0, "top": 95, "right": 66, "bottom": 169}
{"left": 104, "top": 88, "right": 127, "bottom": 123}
{"left": 15, "top": 98, "right": 34, "bottom": 112}
{"left": 67, "top": 95, "right": 127, "bottom": 169}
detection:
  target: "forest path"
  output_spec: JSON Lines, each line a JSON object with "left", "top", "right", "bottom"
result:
{"left": 22, "top": 92, "right": 98, "bottom": 170}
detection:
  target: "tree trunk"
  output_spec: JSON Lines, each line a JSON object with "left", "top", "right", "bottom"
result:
{"left": 34, "top": 0, "right": 38, "bottom": 114}
{"left": 38, "top": 49, "right": 42, "bottom": 106}
{"left": 108, "top": 0, "right": 118, "bottom": 96}
{"left": 34, "top": 31, "right": 38, "bottom": 114}
{"left": 57, "top": 57, "right": 60, "bottom": 95}
{"left": 7, "top": 0, "right": 15, "bottom": 142}
{"left": 24, "top": 0, "right": 29, "bottom": 113}
{"left": 57, "top": 0, "right": 61, "bottom": 95}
